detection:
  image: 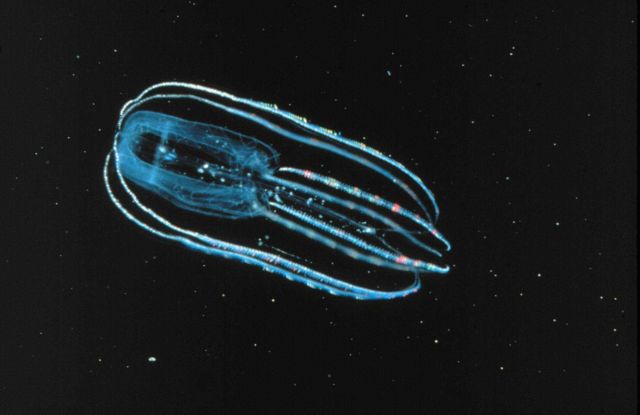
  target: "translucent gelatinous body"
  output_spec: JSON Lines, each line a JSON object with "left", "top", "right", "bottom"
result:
{"left": 104, "top": 82, "right": 451, "bottom": 300}
{"left": 117, "top": 110, "right": 276, "bottom": 218}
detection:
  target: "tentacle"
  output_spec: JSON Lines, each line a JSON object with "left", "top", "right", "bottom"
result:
{"left": 267, "top": 201, "right": 448, "bottom": 273}
{"left": 278, "top": 166, "right": 451, "bottom": 251}
{"left": 277, "top": 190, "right": 405, "bottom": 256}
{"left": 262, "top": 173, "right": 444, "bottom": 258}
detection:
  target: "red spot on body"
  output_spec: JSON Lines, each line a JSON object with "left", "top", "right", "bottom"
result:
{"left": 395, "top": 256, "right": 408, "bottom": 264}
{"left": 391, "top": 203, "right": 401, "bottom": 213}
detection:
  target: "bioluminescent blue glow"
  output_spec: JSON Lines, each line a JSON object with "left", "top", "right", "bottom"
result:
{"left": 103, "top": 82, "right": 451, "bottom": 300}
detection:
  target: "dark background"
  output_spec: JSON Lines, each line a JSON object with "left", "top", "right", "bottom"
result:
{"left": 1, "top": 1, "right": 636, "bottom": 413}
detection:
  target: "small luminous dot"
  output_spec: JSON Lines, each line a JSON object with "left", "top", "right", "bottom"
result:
{"left": 148, "top": 356, "right": 157, "bottom": 362}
